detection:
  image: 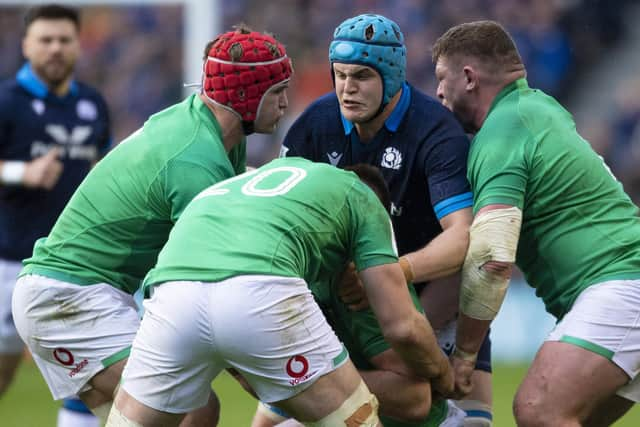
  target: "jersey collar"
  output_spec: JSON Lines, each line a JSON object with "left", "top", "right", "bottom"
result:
{"left": 341, "top": 82, "right": 411, "bottom": 135}
{"left": 16, "top": 62, "right": 79, "bottom": 99}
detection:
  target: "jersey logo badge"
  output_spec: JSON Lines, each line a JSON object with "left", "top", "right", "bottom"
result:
{"left": 31, "top": 99, "right": 45, "bottom": 116}
{"left": 327, "top": 151, "right": 343, "bottom": 166}
{"left": 381, "top": 147, "right": 402, "bottom": 170}
{"left": 286, "top": 355, "right": 316, "bottom": 386}
{"left": 77, "top": 99, "right": 98, "bottom": 121}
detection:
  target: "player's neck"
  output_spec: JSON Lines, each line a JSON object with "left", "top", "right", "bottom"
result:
{"left": 218, "top": 119, "right": 244, "bottom": 153}
{"left": 46, "top": 77, "right": 72, "bottom": 98}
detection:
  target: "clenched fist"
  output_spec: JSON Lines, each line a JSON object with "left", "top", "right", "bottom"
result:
{"left": 23, "top": 147, "right": 63, "bottom": 190}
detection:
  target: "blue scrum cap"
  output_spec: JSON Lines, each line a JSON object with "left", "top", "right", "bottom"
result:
{"left": 329, "top": 14, "right": 406, "bottom": 106}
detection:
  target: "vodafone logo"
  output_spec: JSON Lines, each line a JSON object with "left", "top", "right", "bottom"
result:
{"left": 53, "top": 348, "right": 75, "bottom": 366}
{"left": 286, "top": 355, "right": 309, "bottom": 378}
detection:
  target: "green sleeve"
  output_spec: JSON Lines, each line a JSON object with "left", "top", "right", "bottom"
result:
{"left": 468, "top": 129, "right": 529, "bottom": 213}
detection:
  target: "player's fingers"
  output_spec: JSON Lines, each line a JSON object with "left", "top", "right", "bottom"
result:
{"left": 44, "top": 146, "right": 62, "bottom": 160}
{"left": 42, "top": 163, "right": 64, "bottom": 189}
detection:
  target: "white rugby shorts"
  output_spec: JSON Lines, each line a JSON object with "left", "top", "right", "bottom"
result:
{"left": 12, "top": 274, "right": 139, "bottom": 399}
{"left": 547, "top": 278, "right": 640, "bottom": 401}
{"left": 0, "top": 259, "right": 24, "bottom": 354}
{"left": 121, "top": 276, "right": 347, "bottom": 414}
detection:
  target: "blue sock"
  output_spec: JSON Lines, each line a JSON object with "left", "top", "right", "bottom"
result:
{"left": 58, "top": 398, "right": 99, "bottom": 427}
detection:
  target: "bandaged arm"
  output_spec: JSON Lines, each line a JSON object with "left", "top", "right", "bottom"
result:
{"left": 455, "top": 205, "right": 522, "bottom": 357}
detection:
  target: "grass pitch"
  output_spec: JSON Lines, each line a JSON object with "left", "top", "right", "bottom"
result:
{"left": 1, "top": 360, "right": 639, "bottom": 426}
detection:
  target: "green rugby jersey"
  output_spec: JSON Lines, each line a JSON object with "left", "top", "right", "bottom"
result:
{"left": 22, "top": 94, "right": 246, "bottom": 294}
{"left": 143, "top": 157, "right": 397, "bottom": 290}
{"left": 468, "top": 78, "right": 640, "bottom": 319}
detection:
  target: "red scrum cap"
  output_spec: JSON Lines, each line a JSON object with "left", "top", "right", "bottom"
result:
{"left": 202, "top": 27, "right": 293, "bottom": 134}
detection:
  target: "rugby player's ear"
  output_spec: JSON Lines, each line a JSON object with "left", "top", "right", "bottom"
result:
{"left": 463, "top": 66, "right": 477, "bottom": 91}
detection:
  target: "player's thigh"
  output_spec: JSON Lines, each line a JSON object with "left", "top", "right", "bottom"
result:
{"left": 119, "top": 280, "right": 224, "bottom": 416}
{"left": 11, "top": 275, "right": 139, "bottom": 401}
{"left": 110, "top": 387, "right": 185, "bottom": 427}
{"left": 81, "top": 358, "right": 128, "bottom": 409}
{"left": 0, "top": 259, "right": 24, "bottom": 356}
{"left": 515, "top": 279, "right": 640, "bottom": 420}
{"left": 275, "top": 360, "right": 370, "bottom": 422}
{"left": 548, "top": 279, "right": 640, "bottom": 398}
{"left": 516, "top": 340, "right": 628, "bottom": 420}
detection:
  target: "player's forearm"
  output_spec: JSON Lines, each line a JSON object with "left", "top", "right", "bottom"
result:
{"left": 455, "top": 312, "right": 491, "bottom": 355}
{"left": 362, "top": 264, "right": 450, "bottom": 379}
{"left": 384, "top": 313, "right": 449, "bottom": 380}
{"left": 418, "top": 274, "right": 460, "bottom": 330}
{"left": 402, "top": 223, "right": 469, "bottom": 282}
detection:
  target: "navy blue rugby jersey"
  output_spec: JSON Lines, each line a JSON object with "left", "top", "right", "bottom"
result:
{"left": 0, "top": 63, "right": 111, "bottom": 260}
{"left": 282, "top": 83, "right": 472, "bottom": 259}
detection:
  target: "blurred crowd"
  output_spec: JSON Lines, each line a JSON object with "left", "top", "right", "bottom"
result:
{"left": 1, "top": 0, "right": 639, "bottom": 202}
{"left": 0, "top": 6, "right": 183, "bottom": 144}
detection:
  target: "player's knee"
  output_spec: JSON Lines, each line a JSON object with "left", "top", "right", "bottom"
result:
{"left": 307, "top": 380, "right": 380, "bottom": 427}
{"left": 513, "top": 392, "right": 557, "bottom": 427}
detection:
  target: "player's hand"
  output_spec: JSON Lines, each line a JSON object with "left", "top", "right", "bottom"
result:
{"left": 430, "top": 355, "right": 455, "bottom": 397}
{"left": 23, "top": 147, "right": 63, "bottom": 190}
{"left": 450, "top": 352, "right": 475, "bottom": 398}
{"left": 338, "top": 262, "right": 369, "bottom": 311}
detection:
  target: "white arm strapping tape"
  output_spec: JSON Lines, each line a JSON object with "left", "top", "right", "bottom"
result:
{"left": 460, "top": 206, "right": 522, "bottom": 321}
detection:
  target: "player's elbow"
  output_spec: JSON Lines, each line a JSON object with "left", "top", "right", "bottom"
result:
{"left": 482, "top": 260, "right": 513, "bottom": 277}
{"left": 382, "top": 315, "right": 421, "bottom": 348}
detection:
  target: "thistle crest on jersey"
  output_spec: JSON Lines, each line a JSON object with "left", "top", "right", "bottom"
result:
{"left": 202, "top": 28, "right": 293, "bottom": 133}
{"left": 381, "top": 146, "right": 402, "bottom": 170}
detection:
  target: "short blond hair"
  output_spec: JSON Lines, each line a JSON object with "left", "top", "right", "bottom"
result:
{"left": 432, "top": 20, "right": 523, "bottom": 72}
